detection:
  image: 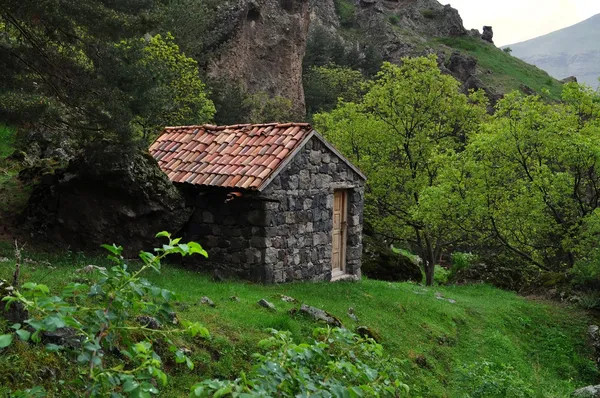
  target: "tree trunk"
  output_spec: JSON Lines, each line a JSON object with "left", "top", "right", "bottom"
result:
{"left": 424, "top": 263, "right": 434, "bottom": 286}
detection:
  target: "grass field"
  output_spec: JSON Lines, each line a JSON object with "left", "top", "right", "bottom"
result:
{"left": 436, "top": 37, "right": 564, "bottom": 101}
{"left": 0, "top": 241, "right": 596, "bottom": 397}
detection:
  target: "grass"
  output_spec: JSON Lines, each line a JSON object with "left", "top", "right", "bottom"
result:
{"left": 0, "top": 242, "right": 597, "bottom": 397}
{"left": 436, "top": 36, "right": 564, "bottom": 101}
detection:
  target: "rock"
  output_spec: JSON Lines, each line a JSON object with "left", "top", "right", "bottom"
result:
{"left": 447, "top": 51, "right": 477, "bottom": 82}
{"left": 362, "top": 233, "right": 422, "bottom": 282}
{"left": 0, "top": 279, "right": 28, "bottom": 325}
{"left": 42, "top": 327, "right": 81, "bottom": 349}
{"left": 573, "top": 385, "right": 600, "bottom": 397}
{"left": 280, "top": 295, "right": 297, "bottom": 303}
{"left": 561, "top": 76, "right": 578, "bottom": 84}
{"left": 213, "top": 269, "right": 226, "bottom": 282}
{"left": 482, "top": 26, "right": 494, "bottom": 43}
{"left": 22, "top": 144, "right": 193, "bottom": 255}
{"left": 298, "top": 304, "right": 342, "bottom": 327}
{"left": 520, "top": 84, "right": 535, "bottom": 95}
{"left": 230, "top": 296, "right": 240, "bottom": 302}
{"left": 207, "top": 0, "right": 310, "bottom": 115}
{"left": 356, "top": 326, "right": 381, "bottom": 343}
{"left": 136, "top": 316, "right": 161, "bottom": 330}
{"left": 348, "top": 307, "right": 359, "bottom": 322}
{"left": 200, "top": 297, "right": 216, "bottom": 307}
{"left": 258, "top": 298, "right": 276, "bottom": 311}
{"left": 75, "top": 265, "right": 106, "bottom": 274}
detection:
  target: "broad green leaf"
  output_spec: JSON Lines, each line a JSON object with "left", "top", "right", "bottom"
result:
{"left": 0, "top": 334, "right": 13, "bottom": 348}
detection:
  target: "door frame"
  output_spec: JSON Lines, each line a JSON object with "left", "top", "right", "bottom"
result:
{"left": 332, "top": 189, "right": 348, "bottom": 277}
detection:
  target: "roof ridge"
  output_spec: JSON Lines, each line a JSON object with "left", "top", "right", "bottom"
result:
{"left": 164, "top": 122, "right": 312, "bottom": 131}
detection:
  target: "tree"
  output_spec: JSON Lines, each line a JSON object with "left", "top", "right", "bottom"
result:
{"left": 304, "top": 64, "right": 366, "bottom": 116}
{"left": 428, "top": 85, "right": 600, "bottom": 272}
{"left": 314, "top": 56, "right": 487, "bottom": 285}
{"left": 116, "top": 33, "right": 215, "bottom": 142}
{"left": 0, "top": 0, "right": 214, "bottom": 151}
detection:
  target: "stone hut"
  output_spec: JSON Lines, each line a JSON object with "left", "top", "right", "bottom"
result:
{"left": 149, "top": 123, "right": 366, "bottom": 283}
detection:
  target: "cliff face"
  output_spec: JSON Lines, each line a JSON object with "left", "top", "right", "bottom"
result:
{"left": 207, "top": 0, "right": 311, "bottom": 115}
{"left": 206, "top": 0, "right": 492, "bottom": 114}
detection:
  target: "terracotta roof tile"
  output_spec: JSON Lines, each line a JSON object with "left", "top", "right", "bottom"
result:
{"left": 150, "top": 123, "right": 314, "bottom": 190}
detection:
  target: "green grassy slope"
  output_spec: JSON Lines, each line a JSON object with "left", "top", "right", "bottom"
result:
{"left": 0, "top": 243, "right": 596, "bottom": 397}
{"left": 436, "top": 37, "right": 564, "bottom": 101}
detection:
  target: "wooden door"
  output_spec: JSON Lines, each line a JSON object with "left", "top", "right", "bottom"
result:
{"left": 332, "top": 190, "right": 347, "bottom": 275}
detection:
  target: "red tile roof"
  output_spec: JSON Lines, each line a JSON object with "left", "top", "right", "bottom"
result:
{"left": 149, "top": 123, "right": 314, "bottom": 191}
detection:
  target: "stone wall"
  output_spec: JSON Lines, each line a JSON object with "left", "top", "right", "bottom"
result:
{"left": 261, "top": 136, "right": 365, "bottom": 283}
{"left": 183, "top": 190, "right": 268, "bottom": 281}
{"left": 182, "top": 136, "right": 365, "bottom": 284}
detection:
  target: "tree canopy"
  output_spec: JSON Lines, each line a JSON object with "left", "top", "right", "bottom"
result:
{"left": 315, "top": 56, "right": 487, "bottom": 285}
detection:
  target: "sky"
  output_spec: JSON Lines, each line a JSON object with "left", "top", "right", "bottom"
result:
{"left": 441, "top": 0, "right": 600, "bottom": 46}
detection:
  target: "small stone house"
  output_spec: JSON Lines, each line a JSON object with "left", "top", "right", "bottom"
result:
{"left": 149, "top": 123, "right": 366, "bottom": 283}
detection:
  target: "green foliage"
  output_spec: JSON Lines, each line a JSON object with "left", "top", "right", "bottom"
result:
{"left": 437, "top": 36, "right": 563, "bottom": 100}
{"left": 0, "top": 246, "right": 595, "bottom": 397}
{"left": 457, "top": 361, "right": 535, "bottom": 398}
{"left": 434, "top": 266, "right": 451, "bottom": 286}
{"left": 428, "top": 85, "right": 600, "bottom": 273}
{"left": 191, "top": 328, "right": 409, "bottom": 397}
{"left": 421, "top": 10, "right": 436, "bottom": 19}
{"left": 503, "top": 47, "right": 513, "bottom": 55}
{"left": 451, "top": 252, "right": 478, "bottom": 276}
{"left": 117, "top": 33, "right": 215, "bottom": 142}
{"left": 0, "top": 125, "right": 15, "bottom": 159}
{"left": 1, "top": 1, "right": 214, "bottom": 150}
{"left": 304, "top": 64, "right": 366, "bottom": 116}
{"left": 2, "top": 232, "right": 209, "bottom": 396}
{"left": 388, "top": 15, "right": 400, "bottom": 25}
{"left": 334, "top": 0, "right": 357, "bottom": 28}
{"left": 243, "top": 92, "right": 300, "bottom": 124}
{"left": 315, "top": 56, "right": 487, "bottom": 285}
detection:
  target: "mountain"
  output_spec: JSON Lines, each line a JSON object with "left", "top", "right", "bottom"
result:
{"left": 506, "top": 14, "right": 600, "bottom": 88}
{"left": 200, "top": 0, "right": 566, "bottom": 114}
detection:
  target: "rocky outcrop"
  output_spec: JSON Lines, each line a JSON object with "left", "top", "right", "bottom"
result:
{"left": 207, "top": 0, "right": 311, "bottom": 115}
{"left": 22, "top": 144, "right": 193, "bottom": 255}
{"left": 482, "top": 26, "right": 494, "bottom": 43}
{"left": 573, "top": 385, "right": 600, "bottom": 398}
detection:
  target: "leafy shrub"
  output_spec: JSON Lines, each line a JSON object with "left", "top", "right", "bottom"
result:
{"left": 191, "top": 328, "right": 409, "bottom": 397}
{"left": 457, "top": 361, "right": 534, "bottom": 397}
{"left": 576, "top": 292, "right": 600, "bottom": 310}
{"left": 1, "top": 232, "right": 209, "bottom": 396}
{"left": 434, "top": 266, "right": 451, "bottom": 285}
{"left": 450, "top": 252, "right": 478, "bottom": 278}
{"left": 421, "top": 9, "right": 436, "bottom": 19}
{"left": 503, "top": 47, "right": 513, "bottom": 55}
{"left": 388, "top": 15, "right": 400, "bottom": 25}
{"left": 334, "top": 0, "right": 357, "bottom": 28}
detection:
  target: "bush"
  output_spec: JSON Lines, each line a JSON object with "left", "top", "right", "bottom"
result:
{"left": 450, "top": 252, "right": 478, "bottom": 277}
{"left": 388, "top": 15, "right": 400, "bottom": 25}
{"left": 191, "top": 328, "right": 410, "bottom": 397}
{"left": 421, "top": 9, "right": 436, "bottom": 19}
{"left": 457, "top": 361, "right": 535, "bottom": 397}
{"left": 334, "top": 0, "right": 357, "bottom": 28}
{"left": 434, "top": 266, "right": 451, "bottom": 285}
{"left": 1, "top": 232, "right": 210, "bottom": 396}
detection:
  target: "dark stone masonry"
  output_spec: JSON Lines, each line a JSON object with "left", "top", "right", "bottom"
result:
{"left": 183, "top": 136, "right": 365, "bottom": 283}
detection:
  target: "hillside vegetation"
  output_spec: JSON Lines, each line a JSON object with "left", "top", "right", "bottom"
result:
{"left": 0, "top": 242, "right": 596, "bottom": 397}
{"left": 436, "top": 37, "right": 563, "bottom": 101}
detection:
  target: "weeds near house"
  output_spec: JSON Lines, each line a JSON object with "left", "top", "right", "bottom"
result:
{"left": 191, "top": 328, "right": 409, "bottom": 397}
{"left": 1, "top": 232, "right": 209, "bottom": 396}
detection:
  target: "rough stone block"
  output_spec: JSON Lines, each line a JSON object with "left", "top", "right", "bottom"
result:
{"left": 202, "top": 211, "right": 214, "bottom": 224}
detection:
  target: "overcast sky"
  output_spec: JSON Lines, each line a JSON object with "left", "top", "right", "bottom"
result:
{"left": 441, "top": 0, "right": 600, "bottom": 46}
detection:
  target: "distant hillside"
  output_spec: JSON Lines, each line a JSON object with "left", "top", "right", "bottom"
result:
{"left": 506, "top": 14, "right": 600, "bottom": 88}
